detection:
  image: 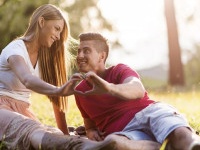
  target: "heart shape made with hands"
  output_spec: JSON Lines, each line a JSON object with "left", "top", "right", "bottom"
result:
{"left": 72, "top": 73, "right": 94, "bottom": 94}
{"left": 73, "top": 72, "right": 108, "bottom": 96}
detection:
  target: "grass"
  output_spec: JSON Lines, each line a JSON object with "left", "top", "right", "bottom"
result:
{"left": 30, "top": 89, "right": 200, "bottom": 133}
{"left": 30, "top": 94, "right": 83, "bottom": 128}
{"left": 1, "top": 89, "right": 200, "bottom": 149}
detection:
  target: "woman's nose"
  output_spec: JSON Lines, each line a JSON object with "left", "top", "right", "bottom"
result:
{"left": 56, "top": 32, "right": 60, "bottom": 40}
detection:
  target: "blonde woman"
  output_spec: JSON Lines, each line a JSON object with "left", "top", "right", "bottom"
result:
{"left": 0, "top": 4, "right": 114, "bottom": 150}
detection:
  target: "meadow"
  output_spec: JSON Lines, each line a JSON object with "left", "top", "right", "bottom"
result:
{"left": 30, "top": 89, "right": 200, "bottom": 133}
{"left": 0, "top": 88, "right": 200, "bottom": 149}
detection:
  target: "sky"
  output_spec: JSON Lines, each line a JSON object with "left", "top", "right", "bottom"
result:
{"left": 97, "top": 0, "right": 200, "bottom": 70}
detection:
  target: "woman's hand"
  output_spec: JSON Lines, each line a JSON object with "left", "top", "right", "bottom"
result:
{"left": 58, "top": 73, "right": 84, "bottom": 96}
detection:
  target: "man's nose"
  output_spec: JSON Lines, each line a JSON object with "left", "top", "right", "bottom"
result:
{"left": 77, "top": 51, "right": 84, "bottom": 57}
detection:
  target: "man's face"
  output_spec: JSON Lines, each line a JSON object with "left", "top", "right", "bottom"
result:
{"left": 76, "top": 40, "right": 103, "bottom": 73}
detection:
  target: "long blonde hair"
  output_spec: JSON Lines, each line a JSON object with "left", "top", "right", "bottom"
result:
{"left": 22, "top": 4, "right": 70, "bottom": 111}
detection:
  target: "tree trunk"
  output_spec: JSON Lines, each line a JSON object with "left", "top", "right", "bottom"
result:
{"left": 164, "top": 0, "right": 185, "bottom": 86}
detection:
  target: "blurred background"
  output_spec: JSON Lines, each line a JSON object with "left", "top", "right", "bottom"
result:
{"left": 1, "top": 0, "right": 200, "bottom": 90}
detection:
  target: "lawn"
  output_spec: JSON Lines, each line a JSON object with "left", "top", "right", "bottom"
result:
{"left": 30, "top": 89, "right": 200, "bottom": 133}
{"left": 1, "top": 89, "right": 199, "bottom": 149}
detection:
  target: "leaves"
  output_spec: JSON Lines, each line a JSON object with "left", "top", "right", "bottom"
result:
{"left": 0, "top": 0, "right": 113, "bottom": 52}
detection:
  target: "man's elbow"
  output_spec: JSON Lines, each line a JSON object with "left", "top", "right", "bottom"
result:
{"left": 136, "top": 89, "right": 145, "bottom": 99}
{"left": 133, "top": 83, "right": 146, "bottom": 99}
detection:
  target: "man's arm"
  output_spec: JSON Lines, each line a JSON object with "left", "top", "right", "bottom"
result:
{"left": 84, "top": 118, "right": 104, "bottom": 141}
{"left": 84, "top": 118, "right": 97, "bottom": 131}
{"left": 108, "top": 76, "right": 145, "bottom": 100}
{"left": 78, "top": 72, "right": 145, "bottom": 100}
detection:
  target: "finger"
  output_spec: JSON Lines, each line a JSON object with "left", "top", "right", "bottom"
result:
{"left": 70, "top": 73, "right": 87, "bottom": 81}
{"left": 80, "top": 88, "right": 96, "bottom": 95}
{"left": 81, "top": 73, "right": 87, "bottom": 79}
{"left": 85, "top": 73, "right": 103, "bottom": 86}
{"left": 95, "top": 135, "right": 103, "bottom": 141}
{"left": 90, "top": 137, "right": 97, "bottom": 141}
{"left": 73, "top": 90, "right": 85, "bottom": 95}
{"left": 98, "top": 131, "right": 106, "bottom": 136}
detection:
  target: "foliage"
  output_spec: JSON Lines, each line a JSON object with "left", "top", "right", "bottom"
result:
{"left": 0, "top": 0, "right": 48, "bottom": 51}
{"left": 0, "top": 0, "right": 114, "bottom": 52}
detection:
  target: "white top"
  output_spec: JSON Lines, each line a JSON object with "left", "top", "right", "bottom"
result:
{"left": 0, "top": 39, "right": 40, "bottom": 103}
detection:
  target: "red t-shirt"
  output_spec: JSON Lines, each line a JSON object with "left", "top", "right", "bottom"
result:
{"left": 75, "top": 64, "right": 154, "bottom": 136}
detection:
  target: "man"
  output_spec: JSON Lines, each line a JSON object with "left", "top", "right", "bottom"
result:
{"left": 72, "top": 32, "right": 200, "bottom": 150}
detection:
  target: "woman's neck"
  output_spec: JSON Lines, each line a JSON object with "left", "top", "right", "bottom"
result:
{"left": 24, "top": 40, "right": 39, "bottom": 68}
{"left": 25, "top": 40, "right": 39, "bottom": 54}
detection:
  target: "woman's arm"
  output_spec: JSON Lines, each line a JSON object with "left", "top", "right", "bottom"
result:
{"left": 8, "top": 55, "right": 75, "bottom": 96}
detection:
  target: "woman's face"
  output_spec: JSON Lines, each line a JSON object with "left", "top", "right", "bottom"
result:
{"left": 39, "top": 18, "right": 64, "bottom": 48}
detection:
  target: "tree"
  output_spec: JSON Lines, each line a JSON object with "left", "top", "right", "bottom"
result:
{"left": 0, "top": 0, "right": 114, "bottom": 52}
{"left": 0, "top": 0, "right": 49, "bottom": 51}
{"left": 164, "top": 0, "right": 185, "bottom": 86}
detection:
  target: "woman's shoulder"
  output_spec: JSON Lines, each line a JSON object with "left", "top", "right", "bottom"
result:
{"left": 2, "top": 39, "right": 25, "bottom": 51}
{"left": 1, "top": 39, "right": 26, "bottom": 58}
{"left": 8, "top": 39, "right": 24, "bottom": 47}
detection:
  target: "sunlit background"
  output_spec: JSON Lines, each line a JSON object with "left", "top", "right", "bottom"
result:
{"left": 1, "top": 0, "right": 200, "bottom": 86}
{"left": 98, "top": 0, "right": 200, "bottom": 70}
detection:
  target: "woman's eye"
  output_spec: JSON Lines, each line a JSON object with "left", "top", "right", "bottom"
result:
{"left": 55, "top": 27, "right": 60, "bottom": 31}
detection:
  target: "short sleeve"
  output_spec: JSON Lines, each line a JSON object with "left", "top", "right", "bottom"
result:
{"left": 1, "top": 40, "right": 27, "bottom": 63}
{"left": 112, "top": 64, "right": 140, "bottom": 84}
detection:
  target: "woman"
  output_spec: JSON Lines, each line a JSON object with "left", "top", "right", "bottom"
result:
{"left": 0, "top": 4, "right": 114, "bottom": 150}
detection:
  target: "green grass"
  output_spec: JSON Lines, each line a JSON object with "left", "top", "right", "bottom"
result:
{"left": 30, "top": 90, "right": 200, "bottom": 133}
{"left": 30, "top": 94, "right": 83, "bottom": 128}
{"left": 1, "top": 90, "right": 200, "bottom": 149}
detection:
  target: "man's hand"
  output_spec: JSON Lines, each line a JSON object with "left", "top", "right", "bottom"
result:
{"left": 75, "top": 71, "right": 111, "bottom": 95}
{"left": 86, "top": 128, "right": 105, "bottom": 141}
{"left": 74, "top": 71, "right": 145, "bottom": 100}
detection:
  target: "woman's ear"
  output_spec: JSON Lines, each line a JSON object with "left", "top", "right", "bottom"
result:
{"left": 38, "top": 17, "right": 45, "bottom": 28}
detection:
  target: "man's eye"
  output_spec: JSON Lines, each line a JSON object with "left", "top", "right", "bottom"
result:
{"left": 84, "top": 50, "right": 90, "bottom": 54}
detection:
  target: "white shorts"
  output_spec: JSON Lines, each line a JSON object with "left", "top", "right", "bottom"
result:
{"left": 112, "top": 102, "right": 192, "bottom": 143}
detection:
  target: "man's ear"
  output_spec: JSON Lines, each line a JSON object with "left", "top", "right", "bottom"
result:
{"left": 99, "top": 51, "right": 106, "bottom": 62}
{"left": 38, "top": 17, "right": 45, "bottom": 28}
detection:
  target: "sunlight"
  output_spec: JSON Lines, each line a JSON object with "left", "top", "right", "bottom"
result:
{"left": 98, "top": 0, "right": 166, "bottom": 69}
{"left": 98, "top": 0, "right": 164, "bottom": 47}
{"left": 97, "top": 0, "right": 200, "bottom": 70}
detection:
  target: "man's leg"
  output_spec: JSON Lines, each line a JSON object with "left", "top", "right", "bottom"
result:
{"left": 105, "top": 134, "right": 161, "bottom": 150}
{"left": 167, "top": 127, "right": 200, "bottom": 150}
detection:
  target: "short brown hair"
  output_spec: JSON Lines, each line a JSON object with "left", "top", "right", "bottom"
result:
{"left": 79, "top": 32, "right": 109, "bottom": 62}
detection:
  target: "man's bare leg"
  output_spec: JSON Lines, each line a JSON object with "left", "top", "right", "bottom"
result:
{"left": 167, "top": 127, "right": 200, "bottom": 150}
{"left": 105, "top": 134, "right": 161, "bottom": 150}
